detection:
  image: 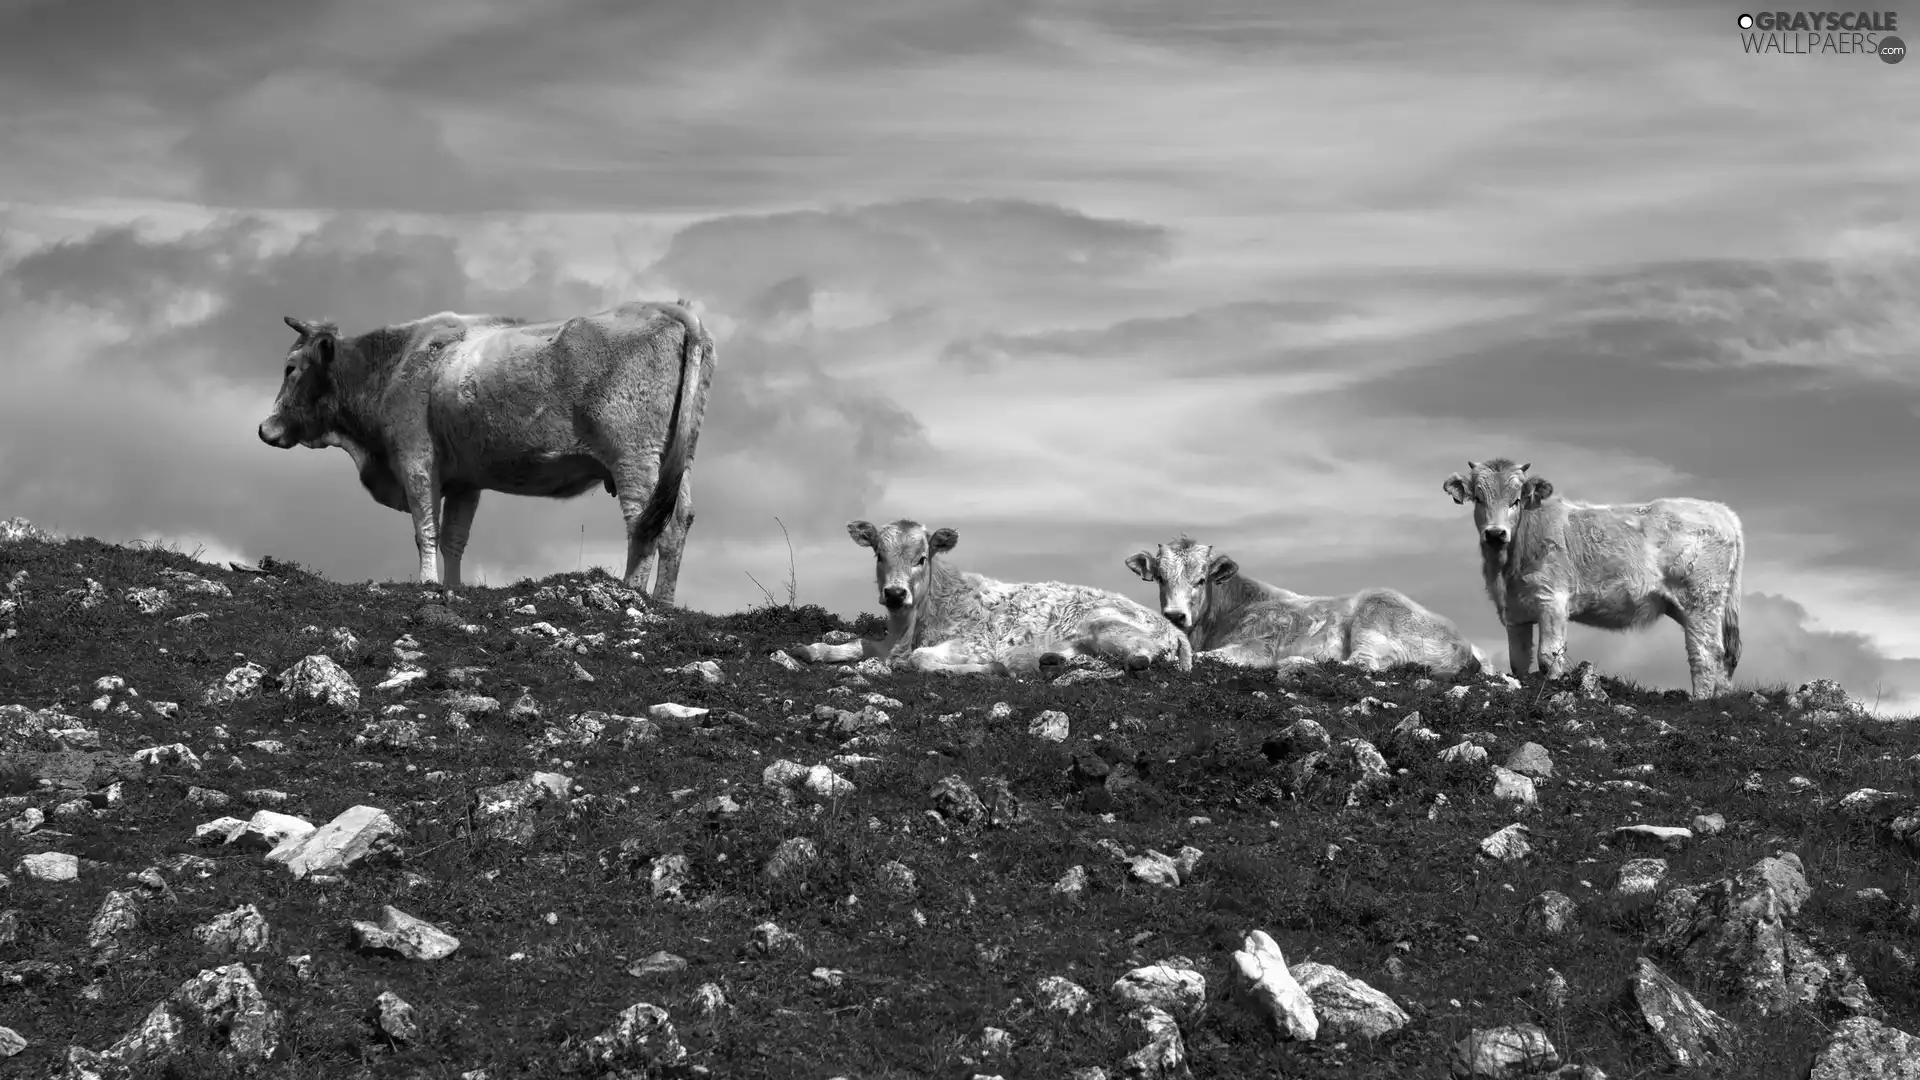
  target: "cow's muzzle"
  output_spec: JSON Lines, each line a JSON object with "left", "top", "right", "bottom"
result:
{"left": 1482, "top": 528, "right": 1509, "bottom": 547}
{"left": 881, "top": 585, "right": 909, "bottom": 610}
{"left": 258, "top": 420, "right": 296, "bottom": 449}
{"left": 1163, "top": 610, "right": 1189, "bottom": 630}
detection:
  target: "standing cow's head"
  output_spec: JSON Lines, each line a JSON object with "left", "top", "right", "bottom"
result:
{"left": 848, "top": 518, "right": 956, "bottom": 612}
{"left": 1441, "top": 459, "right": 1553, "bottom": 548}
{"left": 1124, "top": 536, "right": 1237, "bottom": 634}
{"left": 258, "top": 316, "right": 341, "bottom": 450}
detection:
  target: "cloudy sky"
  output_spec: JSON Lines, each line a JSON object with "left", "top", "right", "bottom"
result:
{"left": 3, "top": 0, "right": 1918, "bottom": 709}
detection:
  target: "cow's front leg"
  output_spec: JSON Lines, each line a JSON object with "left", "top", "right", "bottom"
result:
{"left": 1505, "top": 621, "right": 1537, "bottom": 680}
{"left": 1535, "top": 601, "right": 1571, "bottom": 679}
{"left": 399, "top": 463, "right": 444, "bottom": 585}
{"left": 438, "top": 488, "right": 482, "bottom": 590}
{"left": 1198, "top": 643, "right": 1275, "bottom": 668}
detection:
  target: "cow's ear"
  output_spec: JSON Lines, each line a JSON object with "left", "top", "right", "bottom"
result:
{"left": 847, "top": 520, "right": 878, "bottom": 548}
{"left": 1206, "top": 554, "right": 1239, "bottom": 583}
{"left": 315, "top": 332, "right": 336, "bottom": 366}
{"left": 1124, "top": 551, "right": 1156, "bottom": 582}
{"left": 1521, "top": 476, "right": 1553, "bottom": 509}
{"left": 1443, "top": 473, "right": 1470, "bottom": 504}
{"left": 1520, "top": 461, "right": 1532, "bottom": 474}
{"left": 929, "top": 527, "right": 958, "bottom": 553}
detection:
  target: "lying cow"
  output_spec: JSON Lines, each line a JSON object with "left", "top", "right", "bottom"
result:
{"left": 1442, "top": 458, "right": 1745, "bottom": 699}
{"left": 258, "top": 300, "right": 714, "bottom": 601}
{"left": 794, "top": 519, "right": 1193, "bottom": 675}
{"left": 1125, "top": 537, "right": 1485, "bottom": 674}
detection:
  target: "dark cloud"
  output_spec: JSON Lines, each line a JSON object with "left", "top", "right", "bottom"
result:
{"left": 0, "top": 0, "right": 319, "bottom": 108}
{"left": 174, "top": 71, "right": 523, "bottom": 212}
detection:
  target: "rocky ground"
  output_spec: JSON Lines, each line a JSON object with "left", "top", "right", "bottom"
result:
{"left": 1, "top": 515, "right": 1918, "bottom": 1079}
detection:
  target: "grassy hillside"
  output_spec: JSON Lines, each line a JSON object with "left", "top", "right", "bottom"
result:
{"left": 1, "top": 522, "right": 1917, "bottom": 1079}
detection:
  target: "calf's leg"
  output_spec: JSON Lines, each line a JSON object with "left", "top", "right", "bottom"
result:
{"left": 399, "top": 464, "right": 444, "bottom": 585}
{"left": 1505, "top": 622, "right": 1537, "bottom": 680}
{"left": 1535, "top": 601, "right": 1571, "bottom": 679}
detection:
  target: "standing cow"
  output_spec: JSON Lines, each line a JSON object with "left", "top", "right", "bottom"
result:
{"left": 1441, "top": 458, "right": 1745, "bottom": 699}
{"left": 794, "top": 519, "right": 1192, "bottom": 675}
{"left": 258, "top": 300, "right": 714, "bottom": 601}
{"left": 1125, "top": 537, "right": 1484, "bottom": 674}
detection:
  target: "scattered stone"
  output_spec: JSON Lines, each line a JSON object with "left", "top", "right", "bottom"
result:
{"left": 566, "top": 1002, "right": 688, "bottom": 1071}
{"left": 1491, "top": 766, "right": 1537, "bottom": 807}
{"left": 1503, "top": 742, "right": 1554, "bottom": 779}
{"left": 1233, "top": 929, "right": 1317, "bottom": 1041}
{"left": 1808, "top": 1016, "right": 1920, "bottom": 1080}
{"left": 277, "top": 655, "right": 361, "bottom": 709}
{"left": 1290, "top": 962, "right": 1409, "bottom": 1039}
{"left": 1451, "top": 1024, "right": 1559, "bottom": 1078}
{"left": 17, "top": 852, "right": 78, "bottom": 882}
{"left": 1609, "top": 858, "right": 1669, "bottom": 899}
{"left": 1121, "top": 1005, "right": 1189, "bottom": 1079}
{"left": 1522, "top": 891, "right": 1579, "bottom": 936}
{"left": 265, "top": 805, "right": 402, "bottom": 879}
{"left": 349, "top": 906, "right": 460, "bottom": 961}
{"left": 1037, "top": 976, "right": 1092, "bottom": 1016}
{"left": 1112, "top": 964, "right": 1207, "bottom": 1019}
{"left": 1478, "top": 824, "right": 1532, "bottom": 863}
{"left": 373, "top": 990, "right": 418, "bottom": 1043}
{"left": 628, "top": 951, "right": 689, "bottom": 978}
{"left": 194, "top": 905, "right": 270, "bottom": 955}
{"left": 1613, "top": 825, "right": 1692, "bottom": 851}
{"left": 1625, "top": 956, "right": 1734, "bottom": 1068}
{"left": 1029, "top": 710, "right": 1070, "bottom": 742}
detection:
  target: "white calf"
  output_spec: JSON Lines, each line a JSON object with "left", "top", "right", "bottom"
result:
{"left": 797, "top": 519, "right": 1192, "bottom": 675}
{"left": 1442, "top": 458, "right": 1744, "bottom": 699}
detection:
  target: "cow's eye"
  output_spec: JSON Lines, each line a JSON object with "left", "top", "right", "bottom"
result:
{"left": 283, "top": 365, "right": 293, "bottom": 376}
{"left": 915, "top": 556, "right": 926, "bottom": 566}
{"left": 1511, "top": 498, "right": 1521, "bottom": 507}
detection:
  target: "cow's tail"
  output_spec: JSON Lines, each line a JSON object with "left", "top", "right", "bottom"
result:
{"left": 629, "top": 299, "right": 710, "bottom": 556}
{"left": 1723, "top": 521, "right": 1744, "bottom": 677}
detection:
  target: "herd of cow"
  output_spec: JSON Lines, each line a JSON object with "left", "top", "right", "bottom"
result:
{"left": 257, "top": 300, "right": 1748, "bottom": 701}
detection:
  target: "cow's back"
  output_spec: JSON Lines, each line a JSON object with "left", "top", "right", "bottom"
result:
{"left": 417, "top": 305, "right": 697, "bottom": 494}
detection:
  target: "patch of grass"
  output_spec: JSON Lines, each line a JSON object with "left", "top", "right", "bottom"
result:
{"left": 0, "top": 529, "right": 1915, "bottom": 1079}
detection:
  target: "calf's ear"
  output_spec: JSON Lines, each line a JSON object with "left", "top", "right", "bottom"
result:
{"left": 1521, "top": 476, "right": 1554, "bottom": 509}
{"left": 929, "top": 527, "right": 959, "bottom": 554}
{"left": 1206, "top": 554, "right": 1239, "bottom": 583}
{"left": 1124, "top": 551, "right": 1156, "bottom": 582}
{"left": 1442, "top": 473, "right": 1471, "bottom": 504}
{"left": 846, "top": 520, "right": 878, "bottom": 548}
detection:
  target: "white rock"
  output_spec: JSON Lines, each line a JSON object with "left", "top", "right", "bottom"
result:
{"left": 1232, "top": 929, "right": 1317, "bottom": 1040}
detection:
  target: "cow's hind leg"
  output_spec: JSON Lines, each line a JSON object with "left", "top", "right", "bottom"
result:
{"left": 611, "top": 460, "right": 669, "bottom": 595}
{"left": 1079, "top": 616, "right": 1166, "bottom": 675}
{"left": 438, "top": 488, "right": 481, "bottom": 590}
{"left": 1675, "top": 600, "right": 1728, "bottom": 699}
{"left": 902, "top": 639, "right": 1004, "bottom": 676}
{"left": 647, "top": 472, "right": 695, "bottom": 607}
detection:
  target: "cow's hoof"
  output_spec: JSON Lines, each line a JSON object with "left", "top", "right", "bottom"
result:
{"left": 1037, "top": 652, "right": 1068, "bottom": 677}
{"left": 1124, "top": 654, "right": 1153, "bottom": 675}
{"left": 988, "top": 661, "right": 1013, "bottom": 678}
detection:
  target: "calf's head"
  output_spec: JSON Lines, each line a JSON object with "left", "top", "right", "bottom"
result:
{"left": 847, "top": 519, "right": 956, "bottom": 612}
{"left": 1441, "top": 459, "right": 1553, "bottom": 547}
{"left": 258, "top": 316, "right": 341, "bottom": 450}
{"left": 1124, "top": 537, "right": 1238, "bottom": 633}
